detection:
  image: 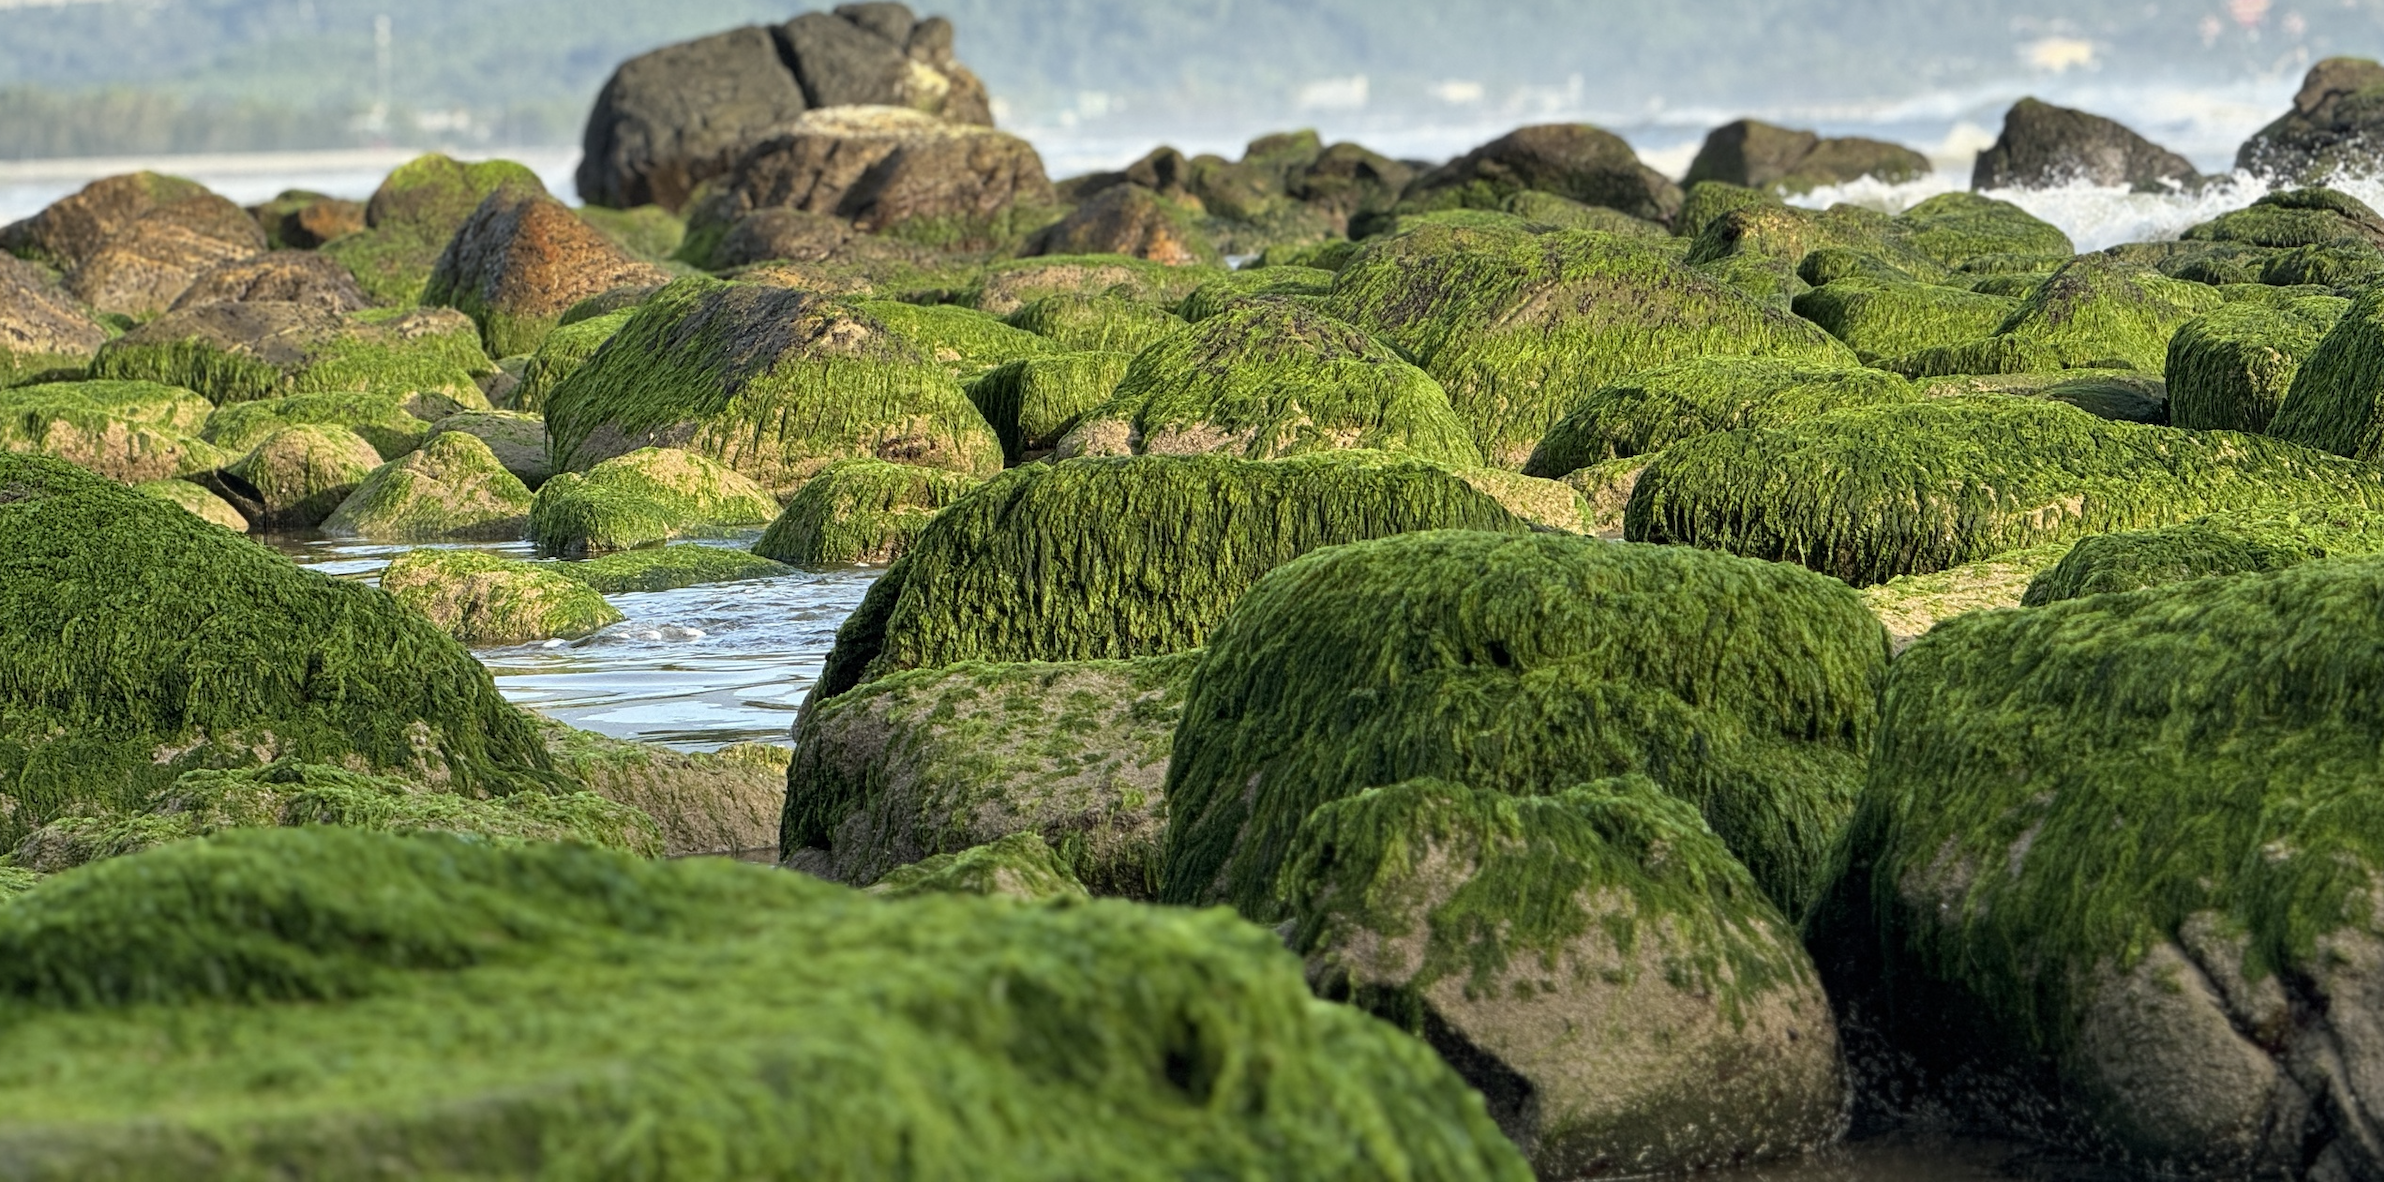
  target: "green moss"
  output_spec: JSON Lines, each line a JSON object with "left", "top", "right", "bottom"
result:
{"left": 1686, "top": 203, "right": 1945, "bottom": 292}
{"left": 223, "top": 423, "right": 385, "bottom": 529}
{"left": 2259, "top": 239, "right": 2384, "bottom": 286}
{"left": 1006, "top": 292, "right": 1187, "bottom": 354}
{"left": 967, "top": 351, "right": 1133, "bottom": 463}
{"left": 818, "top": 451, "right": 1531, "bottom": 696}
{"left": 1885, "top": 254, "right": 2224, "bottom": 378}
{"left": 2182, "top": 186, "right": 2384, "bottom": 249}
{"left": 1892, "top": 192, "right": 2075, "bottom": 269}
{"left": 2020, "top": 506, "right": 2384, "bottom": 604}
{"left": 319, "top": 154, "right": 544, "bottom": 306}
{"left": 2165, "top": 297, "right": 2346, "bottom": 433}
{"left": 1907, "top": 369, "right": 2171, "bottom": 423}
{"left": 966, "top": 254, "right": 1227, "bottom": 316}
{"left": 0, "top": 867, "right": 34, "bottom": 902}
{"left": 1859, "top": 541, "right": 2079, "bottom": 650}
{"left": 0, "top": 381, "right": 226, "bottom": 482}
{"left": 549, "top": 544, "right": 792, "bottom": 594}
{"left": 1158, "top": 530, "right": 1888, "bottom": 920}
{"left": 529, "top": 446, "right": 780, "bottom": 558}
{"left": 0, "top": 455, "right": 559, "bottom": 852}
{"left": 512, "top": 308, "right": 629, "bottom": 414}
{"left": 1521, "top": 358, "right": 1913, "bottom": 479}
{"left": 129, "top": 478, "right": 246, "bottom": 531}
{"left": 1255, "top": 239, "right": 1363, "bottom": 272}
{"left": 1057, "top": 298, "right": 1482, "bottom": 466}
{"left": 1177, "top": 266, "right": 1337, "bottom": 323}
{"left": 533, "top": 717, "right": 787, "bottom": 857}
{"left": 575, "top": 204, "right": 686, "bottom": 264}
{"left": 0, "top": 827, "right": 1530, "bottom": 1180}
{"left": 752, "top": 457, "right": 980, "bottom": 569}
{"left": 787, "top": 651, "right": 1198, "bottom": 897}
{"left": 319, "top": 431, "right": 533, "bottom": 542}
{"left": 1326, "top": 222, "right": 1857, "bottom": 468}
{"left": 1793, "top": 280, "right": 2021, "bottom": 364}
{"left": 92, "top": 305, "right": 492, "bottom": 407}
{"left": 381, "top": 548, "right": 623, "bottom": 645}
{"left": 2270, "top": 286, "right": 2384, "bottom": 460}
{"left": 1628, "top": 396, "right": 2384, "bottom": 587}
{"left": 869, "top": 832, "right": 1093, "bottom": 902}
{"left": 857, "top": 299, "right": 1054, "bottom": 381}
{"left": 543, "top": 277, "right": 1002, "bottom": 494}
{"left": 202, "top": 391, "right": 428, "bottom": 460}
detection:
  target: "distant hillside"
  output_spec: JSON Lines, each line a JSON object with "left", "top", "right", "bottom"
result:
{"left": 2, "top": 0, "right": 2379, "bottom": 158}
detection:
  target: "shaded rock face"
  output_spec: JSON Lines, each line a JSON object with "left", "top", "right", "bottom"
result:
{"left": 1973, "top": 98, "right": 2202, "bottom": 193}
{"left": 1402, "top": 124, "right": 1684, "bottom": 227}
{"left": 423, "top": 189, "right": 669, "bottom": 357}
{"left": 577, "top": 4, "right": 994, "bottom": 213}
{"left": 170, "top": 250, "right": 370, "bottom": 313}
{"left": 1685, "top": 119, "right": 1931, "bottom": 194}
{"left": 247, "top": 190, "right": 366, "bottom": 250}
{"left": 2239, "top": 57, "right": 2384, "bottom": 182}
{"left": 0, "top": 254, "right": 110, "bottom": 381}
{"left": 61, "top": 191, "right": 269, "bottom": 318}
{"left": 705, "top": 105, "right": 1053, "bottom": 243}
{"left": 1024, "top": 184, "right": 1213, "bottom": 266}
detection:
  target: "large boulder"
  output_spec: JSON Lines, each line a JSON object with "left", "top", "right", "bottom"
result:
{"left": 813, "top": 452, "right": 1530, "bottom": 696}
{"left": 966, "top": 351, "right": 1133, "bottom": 463}
{"left": 1285, "top": 777, "right": 1846, "bottom": 1177}
{"left": 1520, "top": 358, "right": 1913, "bottom": 480}
{"left": 423, "top": 410, "right": 548, "bottom": 487}
{"left": 1398, "top": 124, "right": 1684, "bottom": 227}
{"left": 536, "top": 717, "right": 788, "bottom": 857}
{"left": 0, "top": 171, "right": 209, "bottom": 270}
{"left": 542, "top": 277, "right": 1002, "bottom": 494}
{"left": 528, "top": 446, "right": 780, "bottom": 558}
{"left": 1023, "top": 183, "right": 1217, "bottom": 266}
{"left": 577, "top": 4, "right": 995, "bottom": 213}
{"left": 380, "top": 549, "right": 623, "bottom": 646}
{"left": 1971, "top": 98, "right": 2202, "bottom": 192}
{"left": 1324, "top": 221, "right": 1857, "bottom": 468}
{"left": 320, "top": 431, "right": 535, "bottom": 541}
{"left": 0, "top": 380, "right": 224, "bottom": 483}
{"left": 2022, "top": 507, "right": 2384, "bottom": 605}
{"left": 2270, "top": 287, "right": 2384, "bottom": 461}
{"left": 1627, "top": 396, "right": 2384, "bottom": 586}
{"left": 2238, "top": 57, "right": 2384, "bottom": 182}
{"left": 1052, "top": 298, "right": 1481, "bottom": 466}
{"left": 2167, "top": 296, "right": 2348, "bottom": 434}
{"left": 1157, "top": 529, "right": 1888, "bottom": 921}
{"left": 201, "top": 391, "right": 429, "bottom": 461}
{"left": 0, "top": 827, "right": 1530, "bottom": 1179}
{"left": 1883, "top": 254, "right": 2221, "bottom": 378}
{"left": 319, "top": 154, "right": 546, "bottom": 306}
{"left": 1891, "top": 191, "right": 2076, "bottom": 268}
{"left": 1005, "top": 292, "right": 1184, "bottom": 354}
{"left": 132, "top": 477, "right": 248, "bottom": 532}
{"left": 422, "top": 189, "right": 668, "bottom": 358}
{"left": 92, "top": 301, "right": 493, "bottom": 407}
{"left": 0, "top": 454, "right": 561, "bottom": 853}
{"left": 1793, "top": 279, "right": 2021, "bottom": 364}
{"left": 0, "top": 254, "right": 109, "bottom": 386}
{"left": 1684, "top": 118, "right": 1929, "bottom": 194}
{"left": 1809, "top": 554, "right": 2384, "bottom": 1176}
{"left": 752, "top": 456, "right": 978, "bottom": 568}
{"left": 513, "top": 308, "right": 630, "bottom": 414}
{"left": 170, "top": 249, "right": 370, "bottom": 313}
{"left": 862, "top": 299, "right": 1052, "bottom": 381}
{"left": 786, "top": 651, "right": 1196, "bottom": 897}
{"left": 61, "top": 191, "right": 267, "bottom": 318}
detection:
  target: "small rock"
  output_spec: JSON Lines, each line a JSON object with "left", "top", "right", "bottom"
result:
{"left": 380, "top": 548, "right": 623, "bottom": 646}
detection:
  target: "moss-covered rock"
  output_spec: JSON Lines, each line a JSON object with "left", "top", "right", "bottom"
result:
{"left": 574, "top": 203, "right": 685, "bottom": 264}
{"left": 1177, "top": 265, "right": 1337, "bottom": 322}
{"left": 1793, "top": 280, "right": 2022, "bottom": 363}
{"left": 1673, "top": 181, "right": 1780, "bottom": 240}
{"left": 91, "top": 302, "right": 494, "bottom": 407}
{"left": 1006, "top": 291, "right": 1187, "bottom": 354}
{"left": 246, "top": 188, "right": 366, "bottom": 251}
{"left": 1808, "top": 554, "right": 2384, "bottom": 1176}
{"left": 790, "top": 652, "right": 1195, "bottom": 897}
{"left": 423, "top": 409, "right": 547, "bottom": 487}
{"left": 1683, "top": 202, "right": 1946, "bottom": 309}
{"left": 62, "top": 190, "right": 267, "bottom": 319}
{"left": 543, "top": 277, "right": 1003, "bottom": 494}
{"left": 221, "top": 423, "right": 385, "bottom": 529}
{"left": 1285, "top": 777, "right": 1845, "bottom": 1177}
{"left": 423, "top": 187, "right": 671, "bottom": 357}
{"left": 1910, "top": 369, "right": 2172, "bottom": 423}
{"left": 1054, "top": 298, "right": 1482, "bottom": 466}
{"left": 1628, "top": 396, "right": 2384, "bottom": 586}
{"left": 1520, "top": 358, "right": 1913, "bottom": 479}
{"left": 0, "top": 380, "right": 226, "bottom": 483}
{"left": 381, "top": 548, "right": 623, "bottom": 646}
{"left": 1326, "top": 222, "right": 1857, "bottom": 467}
{"left": 858, "top": 299, "right": 1054, "bottom": 381}
{"left": 319, "top": 431, "right": 534, "bottom": 541}
{"left": 0, "top": 455, "right": 561, "bottom": 852}
{"left": 1159, "top": 529, "right": 1888, "bottom": 921}
{"left": 1, "top": 171, "right": 209, "bottom": 270}
{"left": 1858, "top": 542, "right": 2078, "bottom": 650}
{"left": 817, "top": 452, "right": 1532, "bottom": 697}
{"left": 2019, "top": 507, "right": 2384, "bottom": 605}
{"left": 512, "top": 307, "right": 629, "bottom": 414}
{"left": 2165, "top": 296, "right": 2347, "bottom": 433}
{"left": 129, "top": 477, "right": 247, "bottom": 531}
{"left": 0, "top": 826, "right": 1530, "bottom": 1179}
{"left": 2182, "top": 185, "right": 2384, "bottom": 251}
{"left": 534, "top": 716, "right": 786, "bottom": 856}
{"left": 867, "top": 831, "right": 1094, "bottom": 902}
{"left": 0, "top": 254, "right": 111, "bottom": 386}
{"left": 319, "top": 154, "right": 546, "bottom": 306}
{"left": 752, "top": 457, "right": 979, "bottom": 568}
{"left": 201, "top": 390, "right": 428, "bottom": 461}
{"left": 966, "top": 253, "right": 1225, "bottom": 316}
{"left": 1885, "top": 254, "right": 2223, "bottom": 378}
{"left": 547, "top": 543, "right": 791, "bottom": 594}
{"left": 2270, "top": 286, "right": 2384, "bottom": 460}
{"left": 170, "top": 249, "right": 370, "bottom": 314}
{"left": 1449, "top": 467, "right": 1594, "bottom": 533}
{"left": 9, "top": 757, "right": 660, "bottom": 873}
{"left": 528, "top": 445, "right": 779, "bottom": 558}
{"left": 967, "top": 351, "right": 1133, "bottom": 463}
{"left": 1892, "top": 192, "right": 2076, "bottom": 268}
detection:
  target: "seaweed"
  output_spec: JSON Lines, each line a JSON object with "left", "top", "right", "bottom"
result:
{"left": 967, "top": 351, "right": 1134, "bottom": 463}
{"left": 1006, "top": 292, "right": 1187, "bottom": 355}
{"left": 381, "top": 549, "right": 623, "bottom": 646}
{"left": 2021, "top": 506, "right": 2384, "bottom": 604}
{"left": 549, "top": 544, "right": 791, "bottom": 595}
{"left": 1892, "top": 192, "right": 2075, "bottom": 268}
{"left": 868, "top": 832, "right": 1094, "bottom": 902}
{"left": 319, "top": 431, "right": 534, "bottom": 542}
{"left": 1792, "top": 280, "right": 2021, "bottom": 364}
{"left": 857, "top": 299, "right": 1054, "bottom": 381}
{"left": 528, "top": 446, "right": 780, "bottom": 558}
{"left": 202, "top": 391, "right": 429, "bottom": 460}
{"left": 1521, "top": 357, "right": 1913, "bottom": 479}
{"left": 2270, "top": 285, "right": 2384, "bottom": 460}
{"left": 1884, "top": 254, "right": 2222, "bottom": 379}
{"left": 512, "top": 308, "right": 630, "bottom": 414}
{"left": 752, "top": 457, "right": 980, "bottom": 569}
{"left": 2166, "top": 297, "right": 2346, "bottom": 433}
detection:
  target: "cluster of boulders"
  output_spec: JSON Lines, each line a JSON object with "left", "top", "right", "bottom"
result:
{"left": 14, "top": 22, "right": 2384, "bottom": 1177}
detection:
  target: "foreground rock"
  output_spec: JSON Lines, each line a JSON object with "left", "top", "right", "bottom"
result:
{"left": 2270, "top": 288, "right": 2384, "bottom": 461}
{"left": 1287, "top": 777, "right": 1846, "bottom": 1176}
{"left": 1809, "top": 554, "right": 2384, "bottom": 1177}
{"left": 1684, "top": 119, "right": 1930, "bottom": 194}
{"left": 1971, "top": 98, "right": 2202, "bottom": 192}
{"left": 2238, "top": 57, "right": 2384, "bottom": 182}
{"left": 2166, "top": 296, "right": 2346, "bottom": 433}
{"left": 423, "top": 188, "right": 669, "bottom": 356}
{"left": 536, "top": 717, "right": 788, "bottom": 856}
{"left": 0, "top": 380, "right": 224, "bottom": 483}
{"left": 381, "top": 549, "right": 623, "bottom": 645}
{"left": 0, "top": 828, "right": 1529, "bottom": 1179}
{"left": 786, "top": 651, "right": 1196, "bottom": 896}
{"left": 92, "top": 301, "right": 494, "bottom": 407}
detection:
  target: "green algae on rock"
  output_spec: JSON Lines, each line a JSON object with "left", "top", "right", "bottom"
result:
{"left": 868, "top": 831, "right": 1095, "bottom": 903}
{"left": 1806, "top": 554, "right": 2384, "bottom": 1177}
{"left": 1158, "top": 530, "right": 1887, "bottom": 922}
{"left": 1628, "top": 396, "right": 2384, "bottom": 587}
{"left": 542, "top": 277, "right": 1002, "bottom": 493}
{"left": 857, "top": 299, "right": 1055, "bottom": 381}
{"left": 380, "top": 548, "right": 623, "bottom": 646}
{"left": 422, "top": 187, "right": 670, "bottom": 357}
{"left": 967, "top": 350, "right": 1134, "bottom": 463}
{"left": 1792, "top": 280, "right": 2022, "bottom": 364}
{"left": 2165, "top": 296, "right": 2347, "bottom": 433}
{"left": 1884, "top": 254, "right": 2223, "bottom": 379}
{"left": 2020, "top": 507, "right": 2384, "bottom": 605}
{"left": 1176, "top": 265, "right": 1337, "bottom": 322}
{"left": 1858, "top": 542, "right": 2079, "bottom": 650}
{"left": 787, "top": 651, "right": 1197, "bottom": 898}
{"left": 1006, "top": 291, "right": 1188, "bottom": 355}
{"left": 2270, "top": 286, "right": 2384, "bottom": 460}
{"left": 1520, "top": 357, "right": 1914, "bottom": 480}
{"left": 1908, "top": 369, "right": 2171, "bottom": 424}
{"left": 1285, "top": 777, "right": 1845, "bottom": 1177}
{"left": 815, "top": 451, "right": 1531, "bottom": 697}
{"left": 548, "top": 543, "right": 791, "bottom": 595}
{"left": 1891, "top": 192, "right": 2076, "bottom": 269}
{"left": 320, "top": 431, "right": 534, "bottom": 542}
{"left": 0, "top": 827, "right": 1531, "bottom": 1180}
{"left": 535, "top": 717, "right": 785, "bottom": 857}
{"left": 0, "top": 455, "right": 559, "bottom": 853}
{"left": 202, "top": 390, "right": 430, "bottom": 461}
{"left": 91, "top": 302, "right": 494, "bottom": 408}
{"left": 528, "top": 446, "right": 780, "bottom": 558}
{"left": 1054, "top": 298, "right": 1482, "bottom": 466}
{"left": 753, "top": 457, "right": 980, "bottom": 569}
{"left": 319, "top": 153, "right": 546, "bottom": 306}
{"left": 2182, "top": 185, "right": 2384, "bottom": 251}
{"left": 965, "top": 253, "right": 1227, "bottom": 316}
{"left": 513, "top": 308, "right": 630, "bottom": 414}
{"left": 222, "top": 422, "right": 385, "bottom": 530}
{"left": 1326, "top": 222, "right": 1856, "bottom": 468}
{"left": 423, "top": 409, "right": 547, "bottom": 487}
{"left": 0, "top": 380, "right": 227, "bottom": 483}
{"left": 130, "top": 478, "right": 247, "bottom": 532}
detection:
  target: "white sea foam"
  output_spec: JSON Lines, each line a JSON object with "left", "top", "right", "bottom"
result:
{"left": 1784, "top": 168, "right": 2384, "bottom": 253}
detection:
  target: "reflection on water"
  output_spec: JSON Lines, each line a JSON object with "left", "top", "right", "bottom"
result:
{"left": 266, "top": 532, "right": 878, "bottom": 752}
